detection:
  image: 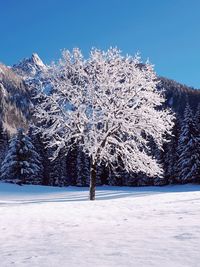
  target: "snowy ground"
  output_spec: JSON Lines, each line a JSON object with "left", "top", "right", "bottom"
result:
{"left": 1, "top": 183, "right": 200, "bottom": 267}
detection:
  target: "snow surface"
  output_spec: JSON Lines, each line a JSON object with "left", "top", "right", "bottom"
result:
{"left": 1, "top": 183, "right": 200, "bottom": 267}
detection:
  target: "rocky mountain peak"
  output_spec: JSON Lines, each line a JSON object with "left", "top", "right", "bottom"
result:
{"left": 13, "top": 53, "right": 46, "bottom": 78}
{"left": 31, "top": 53, "right": 45, "bottom": 68}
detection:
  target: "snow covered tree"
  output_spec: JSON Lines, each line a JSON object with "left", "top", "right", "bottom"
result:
{"left": 30, "top": 127, "right": 70, "bottom": 186}
{"left": 195, "top": 103, "right": 200, "bottom": 133}
{"left": 28, "top": 128, "right": 46, "bottom": 183}
{"left": 177, "top": 104, "right": 200, "bottom": 183}
{"left": 162, "top": 115, "right": 181, "bottom": 184}
{"left": 194, "top": 104, "right": 200, "bottom": 183}
{"left": 0, "top": 128, "right": 42, "bottom": 184}
{"left": 35, "top": 48, "right": 173, "bottom": 200}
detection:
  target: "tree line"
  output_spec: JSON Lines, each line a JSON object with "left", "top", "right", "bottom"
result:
{"left": 0, "top": 103, "right": 199, "bottom": 187}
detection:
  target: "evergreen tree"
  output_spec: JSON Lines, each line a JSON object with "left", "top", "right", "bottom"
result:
{"left": 0, "top": 129, "right": 42, "bottom": 184}
{"left": 195, "top": 103, "right": 200, "bottom": 132}
{"left": 28, "top": 129, "right": 46, "bottom": 184}
{"left": 96, "top": 163, "right": 106, "bottom": 186}
{"left": 49, "top": 147, "right": 68, "bottom": 186}
{"left": 163, "top": 116, "right": 181, "bottom": 184}
{"left": 0, "top": 122, "right": 8, "bottom": 165}
{"left": 177, "top": 104, "right": 200, "bottom": 183}
{"left": 32, "top": 133, "right": 51, "bottom": 184}
{"left": 107, "top": 160, "right": 126, "bottom": 186}
{"left": 76, "top": 146, "right": 90, "bottom": 186}
{"left": 64, "top": 142, "right": 78, "bottom": 186}
{"left": 30, "top": 129, "right": 70, "bottom": 187}
{"left": 194, "top": 104, "right": 200, "bottom": 183}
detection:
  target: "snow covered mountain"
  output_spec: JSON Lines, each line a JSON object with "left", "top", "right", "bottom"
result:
{"left": 0, "top": 53, "right": 200, "bottom": 134}
{"left": 13, "top": 53, "right": 47, "bottom": 78}
{"left": 0, "top": 63, "right": 31, "bottom": 134}
{"left": 0, "top": 54, "right": 47, "bottom": 134}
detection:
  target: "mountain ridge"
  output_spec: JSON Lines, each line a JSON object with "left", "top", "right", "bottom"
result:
{"left": 0, "top": 54, "right": 200, "bottom": 133}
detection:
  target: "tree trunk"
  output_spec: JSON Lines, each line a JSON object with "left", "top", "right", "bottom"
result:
{"left": 89, "top": 161, "right": 96, "bottom": 200}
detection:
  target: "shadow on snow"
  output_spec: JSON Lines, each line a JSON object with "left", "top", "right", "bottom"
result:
{"left": 0, "top": 182, "right": 200, "bottom": 205}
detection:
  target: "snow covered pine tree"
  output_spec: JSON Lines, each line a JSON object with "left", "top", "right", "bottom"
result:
{"left": 35, "top": 48, "right": 173, "bottom": 200}
{"left": 0, "top": 128, "right": 42, "bottom": 184}
{"left": 162, "top": 115, "right": 181, "bottom": 184}
{"left": 177, "top": 104, "right": 200, "bottom": 183}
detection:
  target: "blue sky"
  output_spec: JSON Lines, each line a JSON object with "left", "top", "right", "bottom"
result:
{"left": 0, "top": 0, "right": 200, "bottom": 88}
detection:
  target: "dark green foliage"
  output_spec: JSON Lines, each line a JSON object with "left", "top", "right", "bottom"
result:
{"left": 76, "top": 146, "right": 90, "bottom": 186}
{"left": 49, "top": 148, "right": 68, "bottom": 186}
{"left": 0, "top": 129, "right": 42, "bottom": 184}
{"left": 177, "top": 105, "right": 200, "bottom": 183}
{"left": 162, "top": 116, "right": 181, "bottom": 184}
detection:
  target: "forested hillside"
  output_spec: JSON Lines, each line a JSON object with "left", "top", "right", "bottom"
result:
{"left": 0, "top": 53, "right": 200, "bottom": 187}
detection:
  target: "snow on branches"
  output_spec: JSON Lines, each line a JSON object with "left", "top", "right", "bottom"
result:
{"left": 35, "top": 48, "right": 173, "bottom": 199}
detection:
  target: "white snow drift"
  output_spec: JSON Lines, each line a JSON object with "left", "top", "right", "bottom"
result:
{"left": 1, "top": 183, "right": 200, "bottom": 267}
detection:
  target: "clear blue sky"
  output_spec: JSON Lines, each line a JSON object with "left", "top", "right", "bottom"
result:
{"left": 0, "top": 0, "right": 200, "bottom": 88}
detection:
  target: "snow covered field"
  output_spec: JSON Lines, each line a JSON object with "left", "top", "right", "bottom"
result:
{"left": 1, "top": 183, "right": 200, "bottom": 267}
